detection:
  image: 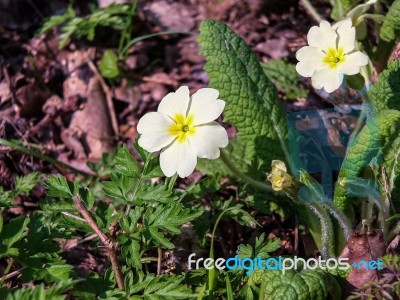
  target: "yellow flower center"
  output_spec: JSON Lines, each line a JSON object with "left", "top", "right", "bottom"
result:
{"left": 323, "top": 48, "right": 345, "bottom": 69}
{"left": 167, "top": 113, "right": 196, "bottom": 143}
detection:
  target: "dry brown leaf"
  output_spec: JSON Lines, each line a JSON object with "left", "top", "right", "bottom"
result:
{"left": 339, "top": 229, "right": 386, "bottom": 288}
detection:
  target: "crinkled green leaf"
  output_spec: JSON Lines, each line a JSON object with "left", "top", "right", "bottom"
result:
{"left": 333, "top": 108, "right": 381, "bottom": 211}
{"left": 379, "top": 0, "right": 400, "bottom": 42}
{"left": 198, "top": 20, "right": 289, "bottom": 174}
{"left": 369, "top": 60, "right": 400, "bottom": 113}
{"left": 376, "top": 111, "right": 400, "bottom": 206}
{"left": 334, "top": 109, "right": 400, "bottom": 212}
{"left": 249, "top": 269, "right": 340, "bottom": 300}
{"left": 261, "top": 59, "right": 307, "bottom": 100}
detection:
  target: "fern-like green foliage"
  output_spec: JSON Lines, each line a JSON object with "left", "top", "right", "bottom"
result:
{"left": 379, "top": 0, "right": 400, "bottom": 42}
{"left": 248, "top": 268, "right": 341, "bottom": 300}
{"left": 198, "top": 20, "right": 289, "bottom": 176}
{"left": 39, "top": 4, "right": 130, "bottom": 48}
{"left": 0, "top": 280, "right": 76, "bottom": 300}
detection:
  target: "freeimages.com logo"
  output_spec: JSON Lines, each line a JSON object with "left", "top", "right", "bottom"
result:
{"left": 188, "top": 254, "right": 384, "bottom": 275}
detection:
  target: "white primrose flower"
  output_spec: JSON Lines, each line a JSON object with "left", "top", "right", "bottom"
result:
{"left": 137, "top": 86, "right": 229, "bottom": 178}
{"left": 295, "top": 18, "right": 369, "bottom": 93}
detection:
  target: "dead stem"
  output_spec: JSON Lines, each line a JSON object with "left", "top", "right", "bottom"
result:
{"left": 157, "top": 247, "right": 162, "bottom": 275}
{"left": 72, "top": 195, "right": 125, "bottom": 290}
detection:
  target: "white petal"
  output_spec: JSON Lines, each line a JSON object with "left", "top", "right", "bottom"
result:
{"left": 137, "top": 112, "right": 175, "bottom": 152}
{"left": 307, "top": 21, "right": 337, "bottom": 50}
{"left": 295, "top": 46, "right": 325, "bottom": 77}
{"left": 157, "top": 86, "right": 190, "bottom": 118}
{"left": 336, "top": 18, "right": 356, "bottom": 53}
{"left": 189, "top": 122, "right": 229, "bottom": 159}
{"left": 311, "top": 68, "right": 343, "bottom": 93}
{"left": 188, "top": 88, "right": 225, "bottom": 125}
{"left": 160, "top": 140, "right": 197, "bottom": 178}
{"left": 339, "top": 51, "right": 369, "bottom": 75}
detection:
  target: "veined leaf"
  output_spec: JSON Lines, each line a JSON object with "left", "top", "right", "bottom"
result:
{"left": 369, "top": 60, "right": 400, "bottom": 113}
{"left": 261, "top": 59, "right": 307, "bottom": 100}
{"left": 333, "top": 108, "right": 381, "bottom": 211}
{"left": 379, "top": 0, "right": 400, "bottom": 42}
{"left": 333, "top": 109, "right": 400, "bottom": 211}
{"left": 249, "top": 269, "right": 341, "bottom": 300}
{"left": 198, "top": 20, "right": 289, "bottom": 174}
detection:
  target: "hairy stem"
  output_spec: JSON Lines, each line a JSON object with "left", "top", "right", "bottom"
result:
{"left": 322, "top": 202, "right": 352, "bottom": 240}
{"left": 73, "top": 196, "right": 125, "bottom": 290}
{"left": 307, "top": 203, "right": 335, "bottom": 258}
{"left": 299, "top": 0, "right": 322, "bottom": 23}
{"left": 220, "top": 150, "right": 273, "bottom": 192}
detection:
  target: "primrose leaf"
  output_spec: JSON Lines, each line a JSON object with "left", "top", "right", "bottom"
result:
{"left": 198, "top": 20, "right": 289, "bottom": 175}
{"left": 375, "top": 111, "right": 400, "bottom": 206}
{"left": 333, "top": 107, "right": 380, "bottom": 212}
{"left": 379, "top": 0, "right": 400, "bottom": 42}
{"left": 334, "top": 109, "right": 400, "bottom": 211}
{"left": 261, "top": 59, "right": 308, "bottom": 100}
{"left": 249, "top": 269, "right": 341, "bottom": 300}
{"left": 369, "top": 60, "right": 400, "bottom": 114}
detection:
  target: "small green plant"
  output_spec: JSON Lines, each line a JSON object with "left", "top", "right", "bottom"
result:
{"left": 38, "top": 3, "right": 132, "bottom": 49}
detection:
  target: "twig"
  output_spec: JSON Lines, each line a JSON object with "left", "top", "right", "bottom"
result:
{"left": 88, "top": 61, "right": 119, "bottom": 138}
{"left": 299, "top": 0, "right": 323, "bottom": 23}
{"left": 157, "top": 247, "right": 162, "bottom": 275}
{"left": 63, "top": 234, "right": 98, "bottom": 250}
{"left": 0, "top": 138, "right": 94, "bottom": 177}
{"left": 62, "top": 212, "right": 87, "bottom": 223}
{"left": 0, "top": 269, "right": 22, "bottom": 282}
{"left": 0, "top": 258, "right": 14, "bottom": 284}
{"left": 72, "top": 196, "right": 125, "bottom": 290}
{"left": 294, "top": 215, "right": 299, "bottom": 256}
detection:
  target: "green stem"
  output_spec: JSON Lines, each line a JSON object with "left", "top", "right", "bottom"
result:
{"left": 118, "top": 0, "right": 137, "bottom": 57}
{"left": 0, "top": 138, "right": 93, "bottom": 176}
{"left": 322, "top": 202, "right": 352, "bottom": 239}
{"left": 300, "top": 0, "right": 323, "bottom": 23}
{"left": 208, "top": 207, "right": 237, "bottom": 298}
{"left": 166, "top": 174, "right": 178, "bottom": 191}
{"left": 220, "top": 150, "right": 273, "bottom": 192}
{"left": 307, "top": 203, "right": 335, "bottom": 258}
